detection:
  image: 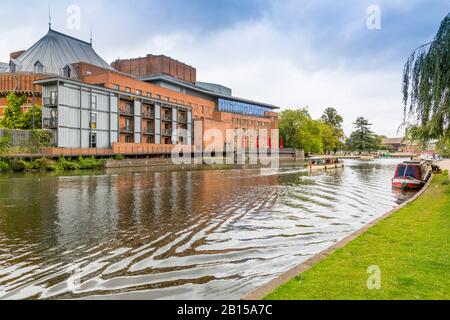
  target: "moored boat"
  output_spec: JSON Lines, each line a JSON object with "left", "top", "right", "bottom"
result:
{"left": 392, "top": 161, "right": 431, "bottom": 190}
{"left": 308, "top": 156, "right": 344, "bottom": 171}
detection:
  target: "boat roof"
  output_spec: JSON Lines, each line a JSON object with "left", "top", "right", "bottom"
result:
{"left": 400, "top": 161, "right": 422, "bottom": 165}
{"left": 309, "top": 156, "right": 340, "bottom": 160}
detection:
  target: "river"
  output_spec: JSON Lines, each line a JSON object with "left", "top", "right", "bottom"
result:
{"left": 0, "top": 158, "right": 414, "bottom": 300}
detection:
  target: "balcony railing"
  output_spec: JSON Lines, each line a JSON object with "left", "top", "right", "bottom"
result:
{"left": 120, "top": 126, "right": 134, "bottom": 133}
{"left": 43, "top": 118, "right": 58, "bottom": 128}
{"left": 119, "top": 108, "right": 134, "bottom": 116}
{"left": 179, "top": 116, "right": 187, "bottom": 123}
{"left": 163, "top": 113, "right": 171, "bottom": 122}
{"left": 43, "top": 97, "right": 58, "bottom": 107}
{"left": 142, "top": 112, "right": 155, "bottom": 119}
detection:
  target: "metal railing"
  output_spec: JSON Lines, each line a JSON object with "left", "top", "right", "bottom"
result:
{"left": 43, "top": 97, "right": 58, "bottom": 106}
{"left": 142, "top": 112, "right": 155, "bottom": 119}
{"left": 43, "top": 118, "right": 58, "bottom": 128}
{"left": 120, "top": 108, "right": 134, "bottom": 116}
{"left": 120, "top": 126, "right": 134, "bottom": 133}
{"left": 179, "top": 116, "right": 187, "bottom": 123}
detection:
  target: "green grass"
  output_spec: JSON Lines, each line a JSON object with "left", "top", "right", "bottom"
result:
{"left": 266, "top": 175, "right": 450, "bottom": 300}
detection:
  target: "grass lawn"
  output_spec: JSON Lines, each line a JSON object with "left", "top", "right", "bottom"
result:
{"left": 266, "top": 174, "right": 450, "bottom": 300}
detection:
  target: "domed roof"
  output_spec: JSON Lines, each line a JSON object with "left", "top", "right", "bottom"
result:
{"left": 10, "top": 28, "right": 114, "bottom": 75}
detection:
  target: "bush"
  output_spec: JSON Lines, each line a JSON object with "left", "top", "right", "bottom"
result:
{"left": 0, "top": 160, "right": 10, "bottom": 171}
{"left": 10, "top": 159, "right": 30, "bottom": 172}
{"left": 57, "top": 156, "right": 81, "bottom": 170}
{"left": 31, "top": 158, "right": 56, "bottom": 171}
{"left": 114, "top": 154, "right": 125, "bottom": 161}
{"left": 0, "top": 136, "right": 9, "bottom": 152}
{"left": 77, "top": 156, "right": 105, "bottom": 169}
{"left": 443, "top": 169, "right": 448, "bottom": 177}
{"left": 31, "top": 130, "right": 53, "bottom": 147}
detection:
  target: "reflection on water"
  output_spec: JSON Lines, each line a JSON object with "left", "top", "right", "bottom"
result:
{"left": 0, "top": 159, "right": 413, "bottom": 300}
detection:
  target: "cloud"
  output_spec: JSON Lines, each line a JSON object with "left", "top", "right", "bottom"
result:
{"left": 1, "top": 0, "right": 448, "bottom": 137}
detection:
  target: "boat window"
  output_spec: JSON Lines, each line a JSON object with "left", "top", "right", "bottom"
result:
{"left": 395, "top": 165, "right": 420, "bottom": 178}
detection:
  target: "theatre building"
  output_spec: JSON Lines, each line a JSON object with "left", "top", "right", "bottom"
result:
{"left": 1, "top": 27, "right": 279, "bottom": 154}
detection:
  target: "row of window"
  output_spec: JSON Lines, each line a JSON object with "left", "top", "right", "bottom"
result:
{"left": 218, "top": 98, "right": 272, "bottom": 117}
{"left": 111, "top": 84, "right": 206, "bottom": 111}
{"left": 232, "top": 118, "right": 270, "bottom": 128}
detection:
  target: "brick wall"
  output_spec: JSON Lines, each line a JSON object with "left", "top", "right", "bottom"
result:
{"left": 112, "top": 55, "right": 197, "bottom": 84}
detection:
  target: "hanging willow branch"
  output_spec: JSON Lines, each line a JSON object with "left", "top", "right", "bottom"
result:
{"left": 402, "top": 13, "right": 450, "bottom": 144}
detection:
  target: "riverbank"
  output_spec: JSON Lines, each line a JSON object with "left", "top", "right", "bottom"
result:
{"left": 0, "top": 156, "right": 106, "bottom": 172}
{"left": 261, "top": 173, "right": 449, "bottom": 300}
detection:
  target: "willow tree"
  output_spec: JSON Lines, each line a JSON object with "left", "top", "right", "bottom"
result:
{"left": 402, "top": 13, "right": 450, "bottom": 144}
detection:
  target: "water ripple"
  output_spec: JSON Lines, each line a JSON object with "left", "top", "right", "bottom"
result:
{"left": 0, "top": 159, "right": 413, "bottom": 299}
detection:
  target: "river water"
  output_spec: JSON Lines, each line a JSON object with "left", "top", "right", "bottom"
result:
{"left": 0, "top": 158, "right": 413, "bottom": 300}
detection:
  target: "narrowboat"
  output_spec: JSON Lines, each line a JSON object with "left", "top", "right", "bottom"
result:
{"left": 308, "top": 156, "right": 344, "bottom": 171}
{"left": 392, "top": 161, "right": 432, "bottom": 190}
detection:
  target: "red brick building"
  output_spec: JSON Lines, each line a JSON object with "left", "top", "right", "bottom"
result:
{"left": 2, "top": 27, "right": 279, "bottom": 153}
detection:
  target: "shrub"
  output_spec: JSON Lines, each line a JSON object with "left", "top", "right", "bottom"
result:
{"left": 77, "top": 156, "right": 105, "bottom": 169}
{"left": 31, "top": 158, "right": 56, "bottom": 171}
{"left": 0, "top": 136, "right": 9, "bottom": 152}
{"left": 10, "top": 159, "right": 30, "bottom": 172}
{"left": 0, "top": 160, "right": 10, "bottom": 171}
{"left": 443, "top": 169, "right": 449, "bottom": 177}
{"left": 31, "top": 130, "right": 53, "bottom": 147}
{"left": 114, "top": 154, "right": 125, "bottom": 161}
{"left": 57, "top": 156, "right": 80, "bottom": 170}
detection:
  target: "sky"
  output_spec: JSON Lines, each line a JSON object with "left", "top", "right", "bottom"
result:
{"left": 0, "top": 0, "right": 448, "bottom": 136}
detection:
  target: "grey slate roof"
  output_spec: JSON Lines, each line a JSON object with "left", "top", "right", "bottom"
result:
{"left": 0, "top": 62, "right": 8, "bottom": 72}
{"left": 10, "top": 28, "right": 113, "bottom": 75}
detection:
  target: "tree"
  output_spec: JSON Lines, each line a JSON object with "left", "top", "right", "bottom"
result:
{"left": 321, "top": 107, "right": 344, "bottom": 129}
{"left": 402, "top": 13, "right": 450, "bottom": 144}
{"left": 0, "top": 93, "right": 28, "bottom": 129}
{"left": 23, "top": 105, "right": 42, "bottom": 129}
{"left": 346, "top": 117, "right": 376, "bottom": 152}
{"left": 320, "top": 107, "right": 345, "bottom": 153}
{"left": 0, "top": 93, "right": 41, "bottom": 129}
{"left": 279, "top": 108, "right": 324, "bottom": 154}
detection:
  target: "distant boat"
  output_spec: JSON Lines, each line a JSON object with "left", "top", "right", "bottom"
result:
{"left": 360, "top": 155, "right": 376, "bottom": 161}
{"left": 392, "top": 161, "right": 432, "bottom": 190}
{"left": 308, "top": 156, "right": 344, "bottom": 171}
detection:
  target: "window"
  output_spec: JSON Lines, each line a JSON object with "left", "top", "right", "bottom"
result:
{"left": 86, "top": 71, "right": 92, "bottom": 76}
{"left": 9, "top": 61, "right": 16, "bottom": 73}
{"left": 113, "top": 84, "right": 120, "bottom": 90}
{"left": 125, "top": 87, "right": 131, "bottom": 93}
{"left": 217, "top": 98, "right": 270, "bottom": 117}
{"left": 125, "top": 103, "right": 133, "bottom": 115}
{"left": 125, "top": 118, "right": 131, "bottom": 131}
{"left": 125, "top": 135, "right": 132, "bottom": 143}
{"left": 89, "top": 133, "right": 97, "bottom": 148}
{"left": 63, "top": 65, "right": 71, "bottom": 78}
{"left": 147, "top": 92, "right": 152, "bottom": 98}
{"left": 91, "top": 95, "right": 97, "bottom": 109}
{"left": 50, "top": 91, "right": 57, "bottom": 105}
{"left": 34, "top": 61, "right": 44, "bottom": 73}
{"left": 90, "top": 113, "right": 97, "bottom": 129}
{"left": 146, "top": 121, "right": 153, "bottom": 133}
{"left": 136, "top": 90, "right": 142, "bottom": 96}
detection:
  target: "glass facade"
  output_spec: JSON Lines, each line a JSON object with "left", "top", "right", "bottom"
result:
{"left": 217, "top": 98, "right": 272, "bottom": 117}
